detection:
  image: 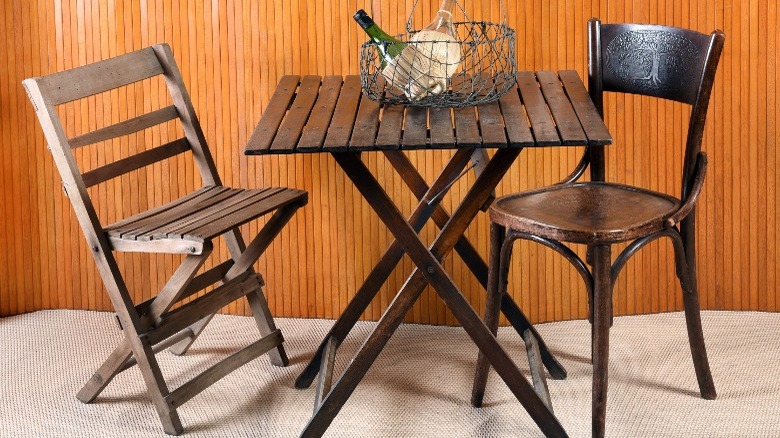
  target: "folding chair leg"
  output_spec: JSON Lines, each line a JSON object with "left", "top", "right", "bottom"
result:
{"left": 167, "top": 315, "right": 213, "bottom": 356}
{"left": 77, "top": 338, "right": 133, "bottom": 403}
{"left": 131, "top": 336, "right": 184, "bottom": 435}
{"left": 168, "top": 203, "right": 303, "bottom": 360}
{"left": 246, "top": 280, "right": 289, "bottom": 366}
{"left": 80, "top": 252, "right": 209, "bottom": 400}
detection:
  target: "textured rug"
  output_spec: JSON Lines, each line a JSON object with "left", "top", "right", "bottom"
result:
{"left": 1, "top": 310, "right": 778, "bottom": 437}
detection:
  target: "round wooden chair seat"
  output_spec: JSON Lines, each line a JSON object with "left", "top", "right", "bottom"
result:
{"left": 489, "top": 182, "right": 681, "bottom": 244}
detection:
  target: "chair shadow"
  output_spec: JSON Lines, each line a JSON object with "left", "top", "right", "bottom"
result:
{"left": 612, "top": 374, "right": 701, "bottom": 398}
{"left": 168, "top": 345, "right": 310, "bottom": 366}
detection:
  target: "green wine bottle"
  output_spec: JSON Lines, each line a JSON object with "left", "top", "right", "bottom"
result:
{"left": 353, "top": 9, "right": 407, "bottom": 68}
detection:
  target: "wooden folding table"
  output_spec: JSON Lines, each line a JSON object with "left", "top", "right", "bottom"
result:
{"left": 246, "top": 71, "right": 612, "bottom": 437}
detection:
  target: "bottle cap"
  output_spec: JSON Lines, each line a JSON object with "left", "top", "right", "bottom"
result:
{"left": 353, "top": 9, "right": 375, "bottom": 29}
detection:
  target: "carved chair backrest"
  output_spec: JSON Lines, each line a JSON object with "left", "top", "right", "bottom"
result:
{"left": 587, "top": 19, "right": 725, "bottom": 201}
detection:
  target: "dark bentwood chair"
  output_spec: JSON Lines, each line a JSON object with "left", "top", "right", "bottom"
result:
{"left": 23, "top": 44, "right": 307, "bottom": 435}
{"left": 471, "top": 19, "right": 725, "bottom": 437}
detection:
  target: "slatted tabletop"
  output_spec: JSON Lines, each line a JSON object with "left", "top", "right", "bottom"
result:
{"left": 246, "top": 70, "right": 611, "bottom": 155}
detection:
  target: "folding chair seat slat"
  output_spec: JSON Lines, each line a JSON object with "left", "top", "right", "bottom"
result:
{"left": 116, "top": 187, "right": 243, "bottom": 239}
{"left": 172, "top": 188, "right": 291, "bottom": 239}
{"left": 139, "top": 189, "right": 278, "bottom": 241}
{"left": 186, "top": 188, "right": 307, "bottom": 240}
{"left": 156, "top": 188, "right": 279, "bottom": 238}
{"left": 104, "top": 186, "right": 225, "bottom": 233}
{"left": 69, "top": 105, "right": 180, "bottom": 148}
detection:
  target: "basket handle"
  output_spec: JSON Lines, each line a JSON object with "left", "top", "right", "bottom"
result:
{"left": 405, "top": 0, "right": 507, "bottom": 33}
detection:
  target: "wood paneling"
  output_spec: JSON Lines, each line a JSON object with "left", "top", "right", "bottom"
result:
{"left": 1, "top": 0, "right": 777, "bottom": 324}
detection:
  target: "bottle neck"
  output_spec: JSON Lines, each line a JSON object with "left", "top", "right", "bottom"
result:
{"left": 438, "top": 0, "right": 456, "bottom": 20}
{"left": 364, "top": 23, "right": 392, "bottom": 42}
{"left": 429, "top": 0, "right": 455, "bottom": 32}
{"left": 438, "top": 0, "right": 456, "bottom": 16}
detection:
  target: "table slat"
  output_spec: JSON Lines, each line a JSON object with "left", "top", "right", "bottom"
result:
{"left": 557, "top": 70, "right": 612, "bottom": 145}
{"left": 535, "top": 70, "right": 587, "bottom": 145}
{"left": 245, "top": 75, "right": 300, "bottom": 154}
{"left": 429, "top": 107, "right": 455, "bottom": 148}
{"left": 298, "top": 76, "right": 343, "bottom": 152}
{"left": 375, "top": 105, "right": 405, "bottom": 150}
{"left": 473, "top": 73, "right": 507, "bottom": 148}
{"left": 516, "top": 72, "right": 559, "bottom": 146}
{"left": 454, "top": 106, "right": 481, "bottom": 148}
{"left": 477, "top": 102, "right": 507, "bottom": 148}
{"left": 322, "top": 75, "right": 362, "bottom": 152}
{"left": 402, "top": 106, "right": 429, "bottom": 148}
{"left": 349, "top": 94, "right": 381, "bottom": 151}
{"left": 271, "top": 75, "right": 322, "bottom": 153}
{"left": 497, "top": 87, "right": 535, "bottom": 147}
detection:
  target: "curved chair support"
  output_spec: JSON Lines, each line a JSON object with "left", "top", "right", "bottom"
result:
{"left": 667, "top": 152, "right": 707, "bottom": 227}
{"left": 506, "top": 230, "right": 596, "bottom": 324}
{"left": 556, "top": 146, "right": 591, "bottom": 185}
{"left": 505, "top": 230, "right": 594, "bottom": 299}
{"left": 610, "top": 228, "right": 681, "bottom": 285}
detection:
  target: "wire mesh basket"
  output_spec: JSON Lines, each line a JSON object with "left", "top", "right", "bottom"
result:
{"left": 359, "top": 1, "right": 516, "bottom": 108}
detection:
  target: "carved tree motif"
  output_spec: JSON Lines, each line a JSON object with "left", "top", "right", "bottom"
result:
{"left": 606, "top": 30, "right": 699, "bottom": 94}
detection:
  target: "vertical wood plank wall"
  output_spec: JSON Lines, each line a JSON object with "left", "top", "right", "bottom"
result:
{"left": 0, "top": 0, "right": 777, "bottom": 324}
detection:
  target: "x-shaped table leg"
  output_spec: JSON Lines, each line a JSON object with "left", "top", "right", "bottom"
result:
{"left": 382, "top": 150, "right": 566, "bottom": 379}
{"left": 300, "top": 150, "right": 567, "bottom": 437}
{"left": 296, "top": 150, "right": 565, "bottom": 389}
{"left": 296, "top": 148, "right": 476, "bottom": 388}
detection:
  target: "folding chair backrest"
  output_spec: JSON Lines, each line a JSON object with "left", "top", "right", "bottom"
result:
{"left": 23, "top": 44, "right": 220, "bottom": 236}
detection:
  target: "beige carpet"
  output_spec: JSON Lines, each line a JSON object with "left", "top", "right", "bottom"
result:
{"left": 1, "top": 310, "right": 778, "bottom": 437}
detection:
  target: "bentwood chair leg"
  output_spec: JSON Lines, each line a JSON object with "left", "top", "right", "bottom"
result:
{"left": 591, "top": 244, "right": 612, "bottom": 438}
{"left": 674, "top": 221, "right": 717, "bottom": 399}
{"left": 471, "top": 223, "right": 507, "bottom": 407}
{"left": 679, "top": 279, "right": 717, "bottom": 399}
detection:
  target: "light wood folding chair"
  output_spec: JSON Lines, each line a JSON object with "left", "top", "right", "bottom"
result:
{"left": 23, "top": 44, "right": 307, "bottom": 435}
